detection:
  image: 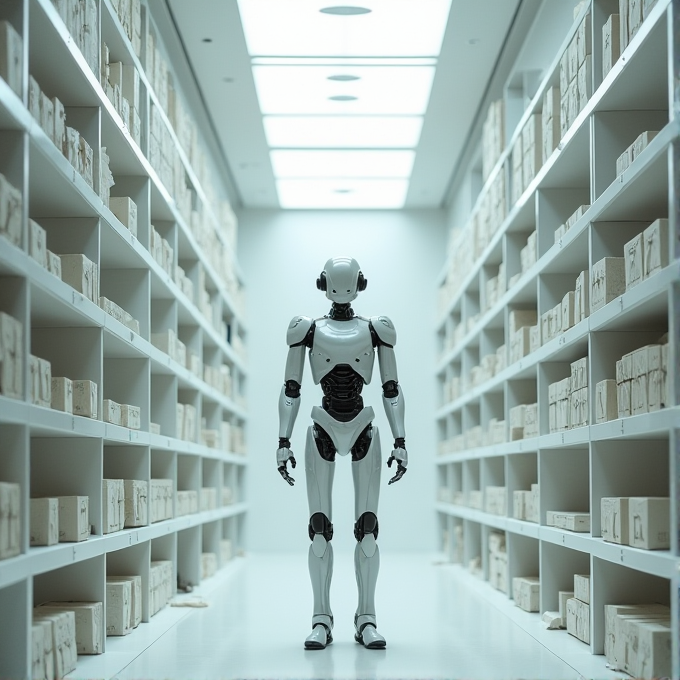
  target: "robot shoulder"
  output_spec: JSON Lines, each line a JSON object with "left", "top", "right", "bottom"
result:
{"left": 369, "top": 315, "right": 397, "bottom": 347}
{"left": 286, "top": 315, "right": 315, "bottom": 347}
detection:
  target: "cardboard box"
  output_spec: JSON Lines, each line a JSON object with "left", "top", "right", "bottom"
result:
{"left": 601, "top": 497, "right": 629, "bottom": 544}
{"left": 561, "top": 291, "right": 575, "bottom": 331}
{"left": 102, "top": 398, "right": 122, "bottom": 425}
{"left": 29, "top": 219, "right": 48, "bottom": 269}
{"left": 624, "top": 619, "right": 671, "bottom": 679}
{"left": 121, "top": 403, "right": 141, "bottom": 430}
{"left": 51, "top": 376, "right": 73, "bottom": 413}
{"left": 107, "top": 575, "right": 142, "bottom": 629}
{"left": 105, "top": 579, "right": 131, "bottom": 636}
{"left": 53, "top": 97, "right": 65, "bottom": 151}
{"left": 570, "top": 357, "right": 588, "bottom": 390}
{"left": 38, "top": 602, "right": 103, "bottom": 655}
{"left": 30, "top": 355, "right": 52, "bottom": 408}
{"left": 201, "top": 551, "right": 218, "bottom": 579}
{"left": 577, "top": 55, "right": 592, "bottom": 110}
{"left": 573, "top": 270, "right": 589, "bottom": 323}
{"left": 33, "top": 610, "right": 77, "bottom": 677}
{"left": 512, "top": 576, "right": 540, "bottom": 612}
{"left": 150, "top": 479, "right": 173, "bottom": 523}
{"left": 0, "top": 21, "right": 23, "bottom": 96}
{"left": 0, "top": 173, "right": 23, "bottom": 247}
{"left": 508, "top": 309, "right": 537, "bottom": 335}
{"left": 628, "top": 497, "right": 670, "bottom": 549}
{"left": 123, "top": 479, "right": 147, "bottom": 527}
{"left": 109, "top": 196, "right": 138, "bottom": 237}
{"left": 31, "top": 622, "right": 46, "bottom": 680}
{"left": 595, "top": 379, "right": 618, "bottom": 423}
{"left": 546, "top": 511, "right": 590, "bottom": 532}
{"left": 220, "top": 538, "right": 233, "bottom": 564}
{"left": 60, "top": 253, "right": 98, "bottom": 303}
{"left": 102, "top": 479, "right": 124, "bottom": 534}
{"left": 47, "top": 250, "right": 62, "bottom": 279}
{"left": 603, "top": 14, "right": 621, "bottom": 78}
{"left": 624, "top": 232, "right": 644, "bottom": 289}
{"left": 30, "top": 497, "right": 59, "bottom": 547}
{"left": 566, "top": 597, "right": 590, "bottom": 643}
{"left": 590, "top": 257, "right": 625, "bottom": 313}
{"left": 72, "top": 379, "right": 97, "bottom": 419}
{"left": 57, "top": 496, "right": 89, "bottom": 542}
{"left": 559, "top": 591, "right": 574, "bottom": 619}
{"left": 642, "top": 218, "right": 668, "bottom": 279}
{"left": 617, "top": 379, "right": 631, "bottom": 418}
{"left": 0, "top": 481, "right": 20, "bottom": 559}
{"left": 0, "top": 311, "right": 22, "bottom": 400}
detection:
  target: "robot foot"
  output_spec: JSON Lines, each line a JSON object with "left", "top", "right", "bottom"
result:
{"left": 354, "top": 624, "right": 386, "bottom": 649}
{"left": 304, "top": 624, "right": 333, "bottom": 650}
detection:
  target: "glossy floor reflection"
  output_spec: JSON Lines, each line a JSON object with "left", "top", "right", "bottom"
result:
{"left": 76, "top": 552, "right": 622, "bottom": 680}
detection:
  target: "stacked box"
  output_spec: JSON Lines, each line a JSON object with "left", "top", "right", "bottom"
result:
{"left": 513, "top": 490, "right": 529, "bottom": 520}
{"left": 524, "top": 403, "right": 538, "bottom": 438}
{"left": 221, "top": 486, "right": 234, "bottom": 506}
{"left": 176, "top": 403, "right": 185, "bottom": 440}
{"left": 629, "top": 497, "right": 670, "bottom": 549}
{"left": 546, "top": 511, "right": 590, "bottom": 532}
{"left": 102, "top": 479, "right": 125, "bottom": 534}
{"left": 121, "top": 404, "right": 141, "bottom": 430}
{"left": 488, "top": 531, "right": 507, "bottom": 593}
{"left": 176, "top": 489, "right": 198, "bottom": 517}
{"left": 512, "top": 576, "right": 540, "bottom": 612}
{"left": 175, "top": 338, "right": 187, "bottom": 368}
{"left": 72, "top": 379, "right": 97, "bottom": 419}
{"left": 624, "top": 232, "right": 644, "bottom": 290}
{"left": 105, "top": 579, "right": 131, "bottom": 636}
{"left": 30, "top": 497, "right": 59, "bottom": 547}
{"left": 99, "top": 297, "right": 140, "bottom": 334}
{"left": 511, "top": 135, "right": 524, "bottom": 204}
{"left": 548, "top": 377, "right": 571, "bottom": 433}
{"left": 30, "top": 355, "right": 52, "bottom": 408}
{"left": 0, "top": 481, "right": 20, "bottom": 559}
{"left": 151, "top": 328, "right": 177, "bottom": 358}
{"left": 642, "top": 218, "right": 668, "bottom": 279}
{"left": 601, "top": 497, "right": 629, "bottom": 544}
{"left": 183, "top": 403, "right": 197, "bottom": 442}
{"left": 33, "top": 610, "right": 77, "bottom": 678}
{"left": 569, "top": 357, "right": 589, "bottom": 428}
{"left": 201, "top": 552, "right": 218, "bottom": 579}
{"left": 484, "top": 487, "right": 506, "bottom": 516}
{"left": 605, "top": 603, "right": 670, "bottom": 673}
{"left": 509, "top": 404, "right": 526, "bottom": 441}
{"left": 616, "top": 351, "right": 633, "bottom": 418}
{"left": 51, "top": 377, "right": 73, "bottom": 413}
{"left": 566, "top": 574, "right": 590, "bottom": 644}
{"left": 150, "top": 422, "right": 161, "bottom": 435}
{"left": 542, "top": 86, "right": 561, "bottom": 163}
{"left": 617, "top": 130, "right": 659, "bottom": 177}
{"left": 103, "top": 398, "right": 122, "bottom": 426}
{"left": 481, "top": 99, "right": 505, "bottom": 181}
{"left": 595, "top": 379, "right": 618, "bottom": 423}
{"left": 521, "top": 114, "right": 542, "bottom": 190}
{"left": 220, "top": 539, "right": 233, "bottom": 564}
{"left": 0, "top": 21, "right": 23, "bottom": 96}
{"left": 573, "top": 270, "right": 589, "bottom": 323}
{"left": 603, "top": 14, "right": 621, "bottom": 78}
{"left": 520, "top": 231, "right": 537, "bottom": 274}
{"left": 561, "top": 291, "right": 575, "bottom": 332}
{"left": 487, "top": 418, "right": 506, "bottom": 445}
{"left": 590, "top": 257, "right": 625, "bottom": 313}
{"left": 123, "top": 480, "right": 147, "bottom": 527}
{"left": 559, "top": 11, "right": 591, "bottom": 135}
{"left": 38, "top": 602, "right": 103, "bottom": 655}
{"left": 0, "top": 311, "right": 23, "bottom": 400}
{"left": 529, "top": 325, "right": 540, "bottom": 353}
{"left": 29, "top": 219, "right": 48, "bottom": 269}
{"left": 200, "top": 487, "right": 218, "bottom": 512}
{"left": 107, "top": 576, "right": 142, "bottom": 630}
{"left": 57, "top": 496, "right": 89, "bottom": 542}
{"left": 31, "top": 621, "right": 46, "bottom": 680}
{"left": 60, "top": 254, "right": 98, "bottom": 303}
{"left": 0, "top": 173, "right": 23, "bottom": 247}
{"left": 149, "top": 479, "right": 173, "bottom": 523}
{"left": 149, "top": 560, "right": 173, "bottom": 616}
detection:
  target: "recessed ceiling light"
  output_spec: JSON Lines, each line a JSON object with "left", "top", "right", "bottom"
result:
{"left": 329, "top": 95, "right": 357, "bottom": 101}
{"left": 328, "top": 74, "right": 360, "bottom": 82}
{"left": 320, "top": 6, "right": 371, "bottom": 15}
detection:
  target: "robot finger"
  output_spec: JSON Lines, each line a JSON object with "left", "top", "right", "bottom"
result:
{"left": 278, "top": 465, "right": 296, "bottom": 486}
{"left": 386, "top": 455, "right": 395, "bottom": 468}
{"left": 388, "top": 463, "right": 407, "bottom": 485}
{"left": 290, "top": 455, "right": 297, "bottom": 469}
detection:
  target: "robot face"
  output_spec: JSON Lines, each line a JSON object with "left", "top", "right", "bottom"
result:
{"left": 321, "top": 257, "right": 363, "bottom": 303}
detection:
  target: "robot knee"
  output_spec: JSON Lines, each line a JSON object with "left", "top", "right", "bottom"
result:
{"left": 308, "top": 512, "right": 333, "bottom": 542}
{"left": 354, "top": 511, "right": 379, "bottom": 542}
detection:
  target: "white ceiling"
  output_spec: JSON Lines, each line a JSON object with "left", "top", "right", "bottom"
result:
{"left": 166, "top": 0, "right": 522, "bottom": 209}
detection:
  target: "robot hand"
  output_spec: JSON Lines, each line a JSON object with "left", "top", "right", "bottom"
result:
{"left": 277, "top": 438, "right": 296, "bottom": 486}
{"left": 387, "top": 438, "right": 408, "bottom": 485}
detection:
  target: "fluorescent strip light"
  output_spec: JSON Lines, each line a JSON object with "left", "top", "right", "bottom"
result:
{"left": 271, "top": 150, "right": 415, "bottom": 178}
{"left": 238, "top": 0, "right": 452, "bottom": 57}
{"left": 253, "top": 64, "right": 435, "bottom": 115}
{"left": 251, "top": 57, "right": 438, "bottom": 66}
{"left": 263, "top": 116, "right": 423, "bottom": 148}
{"left": 277, "top": 178, "right": 408, "bottom": 209}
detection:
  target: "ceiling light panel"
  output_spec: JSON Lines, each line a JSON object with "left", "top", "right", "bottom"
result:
{"left": 238, "top": 0, "right": 452, "bottom": 57}
{"left": 253, "top": 64, "right": 435, "bottom": 115}
{"left": 277, "top": 179, "right": 409, "bottom": 209}
{"left": 263, "top": 116, "right": 423, "bottom": 148}
{"left": 271, "top": 150, "right": 415, "bottom": 178}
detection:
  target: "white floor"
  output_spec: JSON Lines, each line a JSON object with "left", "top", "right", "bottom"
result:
{"left": 75, "top": 552, "right": 627, "bottom": 680}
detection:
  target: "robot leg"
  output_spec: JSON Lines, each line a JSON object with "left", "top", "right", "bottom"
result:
{"left": 351, "top": 425, "right": 386, "bottom": 649}
{"left": 304, "top": 425, "right": 335, "bottom": 649}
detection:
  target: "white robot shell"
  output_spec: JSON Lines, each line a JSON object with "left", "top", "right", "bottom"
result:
{"left": 317, "top": 256, "right": 367, "bottom": 304}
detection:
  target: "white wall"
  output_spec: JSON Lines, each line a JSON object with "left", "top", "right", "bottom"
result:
{"left": 237, "top": 209, "right": 447, "bottom": 553}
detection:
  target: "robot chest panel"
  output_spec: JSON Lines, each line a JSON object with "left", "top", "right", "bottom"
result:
{"left": 309, "top": 318, "right": 375, "bottom": 384}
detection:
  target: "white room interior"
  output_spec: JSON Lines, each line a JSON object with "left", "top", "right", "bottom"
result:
{"left": 0, "top": 0, "right": 677, "bottom": 678}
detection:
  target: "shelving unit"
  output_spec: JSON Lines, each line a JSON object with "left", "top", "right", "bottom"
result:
{"left": 436, "top": 0, "right": 679, "bottom": 677}
{"left": 0, "top": 0, "right": 247, "bottom": 677}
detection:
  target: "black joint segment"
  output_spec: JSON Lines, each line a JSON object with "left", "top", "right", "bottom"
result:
{"left": 278, "top": 437, "right": 291, "bottom": 449}
{"left": 394, "top": 437, "right": 406, "bottom": 449}
{"left": 284, "top": 380, "right": 301, "bottom": 398}
{"left": 354, "top": 512, "right": 379, "bottom": 542}
{"left": 290, "top": 322, "right": 316, "bottom": 348}
{"left": 308, "top": 512, "right": 333, "bottom": 542}
{"left": 382, "top": 380, "right": 399, "bottom": 398}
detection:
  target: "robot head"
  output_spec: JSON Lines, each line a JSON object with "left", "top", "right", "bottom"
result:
{"left": 316, "top": 257, "right": 367, "bottom": 304}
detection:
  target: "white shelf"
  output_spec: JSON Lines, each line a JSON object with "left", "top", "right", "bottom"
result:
{"left": 0, "top": 0, "right": 249, "bottom": 676}
{"left": 436, "top": 0, "right": 679, "bottom": 675}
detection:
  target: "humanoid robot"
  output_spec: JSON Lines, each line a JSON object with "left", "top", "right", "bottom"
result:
{"left": 276, "top": 256, "right": 408, "bottom": 650}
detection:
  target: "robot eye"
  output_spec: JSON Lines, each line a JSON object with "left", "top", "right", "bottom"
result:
{"left": 332, "top": 289, "right": 336, "bottom": 293}
{"left": 346, "top": 289, "right": 350, "bottom": 292}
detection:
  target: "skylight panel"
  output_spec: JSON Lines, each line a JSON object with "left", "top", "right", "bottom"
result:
{"left": 277, "top": 178, "right": 409, "bottom": 209}
{"left": 270, "top": 150, "right": 415, "bottom": 178}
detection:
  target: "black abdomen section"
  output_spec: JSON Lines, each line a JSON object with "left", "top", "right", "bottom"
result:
{"left": 321, "top": 364, "right": 364, "bottom": 422}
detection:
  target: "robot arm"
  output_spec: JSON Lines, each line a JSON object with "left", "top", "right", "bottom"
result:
{"left": 372, "top": 316, "right": 408, "bottom": 484}
{"left": 277, "top": 316, "right": 314, "bottom": 485}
